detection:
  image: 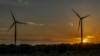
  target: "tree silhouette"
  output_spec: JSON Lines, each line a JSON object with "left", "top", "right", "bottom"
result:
{"left": 0, "top": 43, "right": 99, "bottom": 54}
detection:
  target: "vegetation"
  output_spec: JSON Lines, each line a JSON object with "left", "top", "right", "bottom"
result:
{"left": 0, "top": 43, "right": 100, "bottom": 56}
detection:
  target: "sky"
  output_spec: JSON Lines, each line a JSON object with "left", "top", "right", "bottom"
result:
{"left": 0, "top": 0, "right": 100, "bottom": 45}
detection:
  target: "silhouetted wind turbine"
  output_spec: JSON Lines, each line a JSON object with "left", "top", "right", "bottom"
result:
{"left": 7, "top": 9, "right": 26, "bottom": 45}
{"left": 72, "top": 9, "right": 90, "bottom": 45}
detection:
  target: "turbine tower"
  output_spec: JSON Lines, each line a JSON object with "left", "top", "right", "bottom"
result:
{"left": 72, "top": 9, "right": 90, "bottom": 45}
{"left": 8, "top": 9, "right": 26, "bottom": 45}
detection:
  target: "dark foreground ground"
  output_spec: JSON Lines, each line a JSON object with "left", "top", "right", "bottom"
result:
{"left": 0, "top": 51, "right": 100, "bottom": 56}
{"left": 0, "top": 43, "right": 100, "bottom": 56}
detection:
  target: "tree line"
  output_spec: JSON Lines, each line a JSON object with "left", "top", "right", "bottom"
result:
{"left": 0, "top": 43, "right": 100, "bottom": 54}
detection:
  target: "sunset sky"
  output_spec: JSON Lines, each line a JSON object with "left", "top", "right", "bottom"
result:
{"left": 0, "top": 0, "right": 100, "bottom": 45}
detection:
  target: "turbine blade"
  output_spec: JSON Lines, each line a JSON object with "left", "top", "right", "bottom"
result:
{"left": 10, "top": 9, "right": 16, "bottom": 21}
{"left": 7, "top": 22, "right": 15, "bottom": 32}
{"left": 17, "top": 21, "right": 27, "bottom": 24}
{"left": 81, "top": 15, "right": 90, "bottom": 19}
{"left": 72, "top": 9, "right": 81, "bottom": 18}
{"left": 78, "top": 20, "right": 81, "bottom": 32}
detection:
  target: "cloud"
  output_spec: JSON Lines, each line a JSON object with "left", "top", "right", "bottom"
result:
{"left": 87, "top": 35, "right": 95, "bottom": 38}
{"left": 39, "top": 24, "right": 44, "bottom": 26}
{"left": 68, "top": 23, "right": 74, "bottom": 26}
{"left": 27, "top": 22, "right": 44, "bottom": 26}
{"left": 27, "top": 22, "right": 36, "bottom": 25}
{"left": 18, "top": 0, "right": 31, "bottom": 5}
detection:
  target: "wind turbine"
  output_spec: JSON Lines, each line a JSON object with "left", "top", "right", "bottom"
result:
{"left": 72, "top": 9, "right": 90, "bottom": 45}
{"left": 7, "top": 9, "right": 26, "bottom": 45}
